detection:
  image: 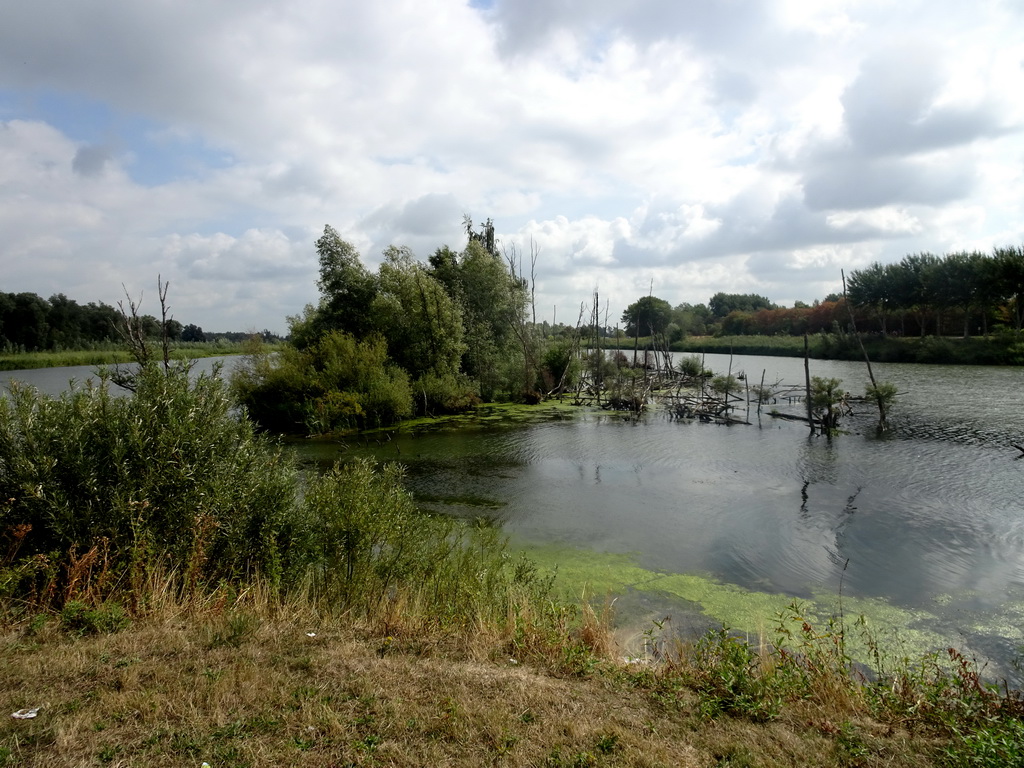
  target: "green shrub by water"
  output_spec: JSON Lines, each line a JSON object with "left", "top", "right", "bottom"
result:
{"left": 0, "top": 363, "right": 297, "bottom": 597}
{"left": 231, "top": 332, "right": 414, "bottom": 434}
{"left": 294, "top": 460, "right": 551, "bottom": 625}
{"left": 0, "top": 360, "right": 552, "bottom": 636}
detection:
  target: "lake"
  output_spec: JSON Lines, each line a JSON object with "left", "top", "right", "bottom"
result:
{"left": 6, "top": 353, "right": 1024, "bottom": 678}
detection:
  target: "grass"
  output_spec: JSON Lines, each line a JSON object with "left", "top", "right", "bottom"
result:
{"left": 0, "top": 342, "right": 264, "bottom": 371}
{"left": 7, "top": 585, "right": 1022, "bottom": 767}
{"left": 0, "top": 595, "right": 963, "bottom": 768}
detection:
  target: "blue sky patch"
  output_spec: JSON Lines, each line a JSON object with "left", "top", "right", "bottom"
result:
{"left": 0, "top": 88, "right": 234, "bottom": 187}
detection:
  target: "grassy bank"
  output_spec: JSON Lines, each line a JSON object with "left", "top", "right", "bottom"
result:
{"left": 0, "top": 342, "right": 267, "bottom": 371}
{"left": 5, "top": 589, "right": 1023, "bottom": 767}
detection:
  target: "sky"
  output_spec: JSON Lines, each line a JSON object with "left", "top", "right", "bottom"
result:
{"left": 2, "top": 0, "right": 1023, "bottom": 334}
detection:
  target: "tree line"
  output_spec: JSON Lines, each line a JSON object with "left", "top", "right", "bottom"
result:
{"left": 617, "top": 246, "right": 1024, "bottom": 342}
{"left": 845, "top": 247, "right": 1024, "bottom": 337}
{"left": 0, "top": 290, "right": 281, "bottom": 353}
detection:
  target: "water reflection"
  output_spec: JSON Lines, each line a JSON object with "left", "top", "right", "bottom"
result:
{"left": 317, "top": 354, "right": 1024, "bottom": 675}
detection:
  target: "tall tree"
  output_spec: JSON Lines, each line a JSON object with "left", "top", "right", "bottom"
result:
{"left": 371, "top": 246, "right": 465, "bottom": 380}
{"left": 463, "top": 214, "right": 497, "bottom": 257}
{"left": 994, "top": 245, "right": 1024, "bottom": 331}
{"left": 621, "top": 296, "right": 673, "bottom": 337}
{"left": 932, "top": 251, "right": 987, "bottom": 338}
{"left": 707, "top": 292, "right": 774, "bottom": 318}
{"left": 899, "top": 252, "right": 940, "bottom": 336}
{"left": 846, "top": 262, "right": 893, "bottom": 333}
{"left": 455, "top": 240, "right": 528, "bottom": 400}
{"left": 6, "top": 293, "right": 50, "bottom": 351}
{"left": 314, "top": 225, "right": 377, "bottom": 341}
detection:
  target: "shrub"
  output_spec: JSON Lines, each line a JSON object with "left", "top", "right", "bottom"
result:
{"left": 677, "top": 354, "right": 704, "bottom": 378}
{"left": 0, "top": 362, "right": 298, "bottom": 601}
{"left": 709, "top": 374, "right": 740, "bottom": 395}
{"left": 540, "top": 341, "right": 579, "bottom": 392}
{"left": 59, "top": 600, "right": 130, "bottom": 635}
{"left": 411, "top": 371, "right": 480, "bottom": 415}
{"left": 231, "top": 331, "right": 413, "bottom": 433}
{"left": 290, "top": 459, "right": 551, "bottom": 626}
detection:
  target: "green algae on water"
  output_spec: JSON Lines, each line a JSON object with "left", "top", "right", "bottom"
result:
{"left": 518, "top": 542, "right": 955, "bottom": 666}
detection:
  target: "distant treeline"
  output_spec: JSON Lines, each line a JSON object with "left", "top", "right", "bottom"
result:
{"left": 0, "top": 291, "right": 282, "bottom": 353}
{"left": 708, "top": 247, "right": 1024, "bottom": 339}
{"left": 614, "top": 246, "right": 1024, "bottom": 342}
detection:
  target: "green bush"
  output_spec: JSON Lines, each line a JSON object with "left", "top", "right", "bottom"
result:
{"left": 677, "top": 354, "right": 704, "bottom": 378}
{"left": 709, "top": 374, "right": 740, "bottom": 395}
{"left": 231, "top": 331, "right": 413, "bottom": 433}
{"left": 810, "top": 376, "right": 847, "bottom": 432}
{"left": 0, "top": 363, "right": 298, "bottom": 598}
{"left": 1, "top": 348, "right": 562, "bottom": 647}
{"left": 411, "top": 371, "right": 480, "bottom": 415}
{"left": 291, "top": 459, "right": 550, "bottom": 625}
{"left": 540, "top": 341, "right": 580, "bottom": 392}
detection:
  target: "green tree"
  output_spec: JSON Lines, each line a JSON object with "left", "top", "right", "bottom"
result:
{"left": 708, "top": 292, "right": 774, "bottom": 319}
{"left": 46, "top": 293, "right": 85, "bottom": 348}
{"left": 672, "top": 302, "right": 712, "bottom": 336}
{"left": 993, "top": 245, "right": 1024, "bottom": 331}
{"left": 932, "top": 251, "right": 988, "bottom": 338}
{"left": 621, "top": 296, "right": 673, "bottom": 337}
{"left": 181, "top": 323, "right": 206, "bottom": 342}
{"left": 846, "top": 262, "right": 893, "bottom": 333}
{"left": 314, "top": 225, "right": 377, "bottom": 341}
{"left": 899, "top": 252, "right": 941, "bottom": 336}
{"left": 455, "top": 240, "right": 528, "bottom": 400}
{"left": 6, "top": 293, "right": 50, "bottom": 351}
{"left": 371, "top": 246, "right": 465, "bottom": 381}
{"left": 463, "top": 214, "right": 497, "bottom": 257}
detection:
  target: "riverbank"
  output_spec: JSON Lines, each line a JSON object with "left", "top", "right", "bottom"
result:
{"left": 603, "top": 333, "right": 1024, "bottom": 366}
{"left": 0, "top": 600, "right": 995, "bottom": 767}
{"left": 4, "top": 361, "right": 1023, "bottom": 766}
{"left": 0, "top": 342, "right": 268, "bottom": 371}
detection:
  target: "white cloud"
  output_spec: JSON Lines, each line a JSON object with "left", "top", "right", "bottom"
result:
{"left": 1, "top": 0, "right": 1022, "bottom": 331}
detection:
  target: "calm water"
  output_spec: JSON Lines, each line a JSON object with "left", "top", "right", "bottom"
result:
{"left": 1, "top": 356, "right": 244, "bottom": 397}
{"left": 7, "top": 353, "right": 1024, "bottom": 675}
{"left": 299, "top": 353, "right": 1024, "bottom": 676}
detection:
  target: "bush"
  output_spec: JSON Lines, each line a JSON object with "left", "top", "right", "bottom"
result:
{"left": 709, "top": 374, "right": 740, "bottom": 395}
{"left": 289, "top": 460, "right": 551, "bottom": 626}
{"left": 0, "top": 363, "right": 298, "bottom": 600}
{"left": 810, "top": 376, "right": 847, "bottom": 432}
{"left": 677, "top": 354, "right": 704, "bottom": 378}
{"left": 540, "top": 341, "right": 580, "bottom": 392}
{"left": 0, "top": 353, "right": 564, "bottom": 654}
{"left": 59, "top": 600, "right": 130, "bottom": 635}
{"left": 231, "top": 331, "right": 413, "bottom": 433}
{"left": 411, "top": 371, "right": 480, "bottom": 415}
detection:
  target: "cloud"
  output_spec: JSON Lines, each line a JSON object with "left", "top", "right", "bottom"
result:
{"left": 71, "top": 144, "right": 112, "bottom": 177}
{"left": 1, "top": 0, "right": 1023, "bottom": 331}
{"left": 840, "top": 46, "right": 1009, "bottom": 158}
{"left": 802, "top": 155, "right": 977, "bottom": 211}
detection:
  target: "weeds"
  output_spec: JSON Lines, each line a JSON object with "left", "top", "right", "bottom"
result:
{"left": 58, "top": 600, "right": 129, "bottom": 636}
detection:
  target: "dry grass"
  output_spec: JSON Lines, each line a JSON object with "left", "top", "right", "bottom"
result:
{"left": 1, "top": 606, "right": 948, "bottom": 768}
